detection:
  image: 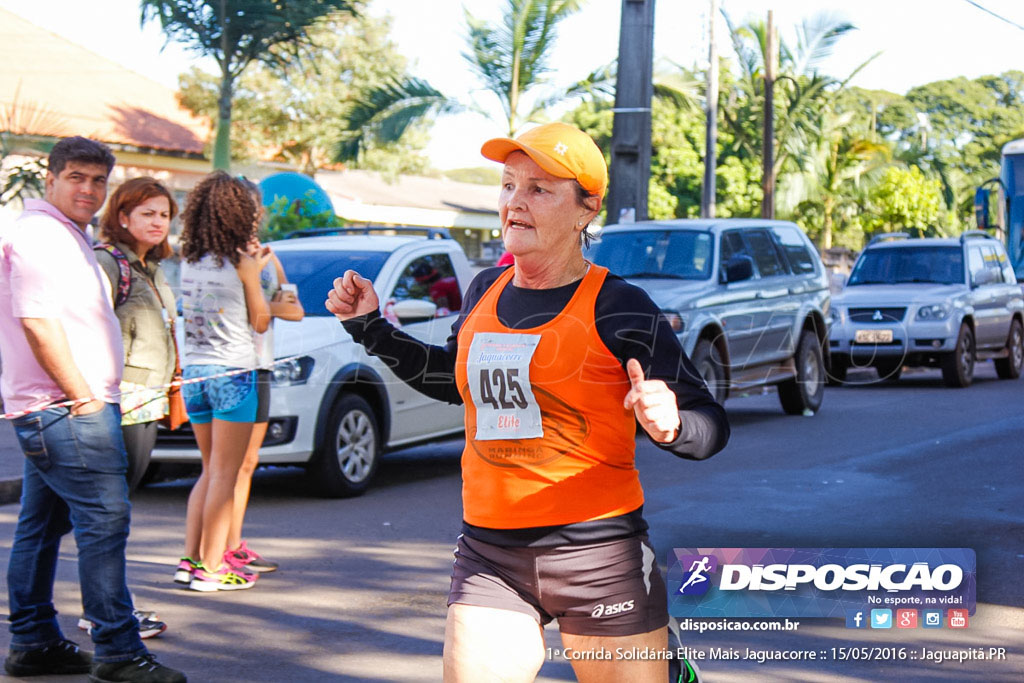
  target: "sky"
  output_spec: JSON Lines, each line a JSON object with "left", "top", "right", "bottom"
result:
{"left": 3, "top": 0, "right": 1023, "bottom": 169}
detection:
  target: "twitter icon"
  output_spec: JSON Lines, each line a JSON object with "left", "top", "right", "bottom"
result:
{"left": 870, "top": 609, "right": 892, "bottom": 629}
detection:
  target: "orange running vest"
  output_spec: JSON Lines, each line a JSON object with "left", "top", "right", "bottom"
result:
{"left": 455, "top": 265, "right": 644, "bottom": 529}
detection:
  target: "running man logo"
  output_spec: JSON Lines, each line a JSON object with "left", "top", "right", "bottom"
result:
{"left": 677, "top": 554, "right": 718, "bottom": 596}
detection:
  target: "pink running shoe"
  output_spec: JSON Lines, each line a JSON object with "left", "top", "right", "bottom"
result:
{"left": 226, "top": 540, "right": 279, "bottom": 573}
{"left": 188, "top": 564, "right": 257, "bottom": 592}
{"left": 173, "top": 557, "right": 198, "bottom": 585}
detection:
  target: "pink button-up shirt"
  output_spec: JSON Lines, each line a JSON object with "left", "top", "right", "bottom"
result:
{"left": 0, "top": 199, "right": 123, "bottom": 413}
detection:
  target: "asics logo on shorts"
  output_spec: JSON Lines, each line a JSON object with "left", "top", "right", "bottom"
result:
{"left": 591, "top": 600, "right": 635, "bottom": 618}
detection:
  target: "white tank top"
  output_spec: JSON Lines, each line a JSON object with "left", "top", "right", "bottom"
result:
{"left": 181, "top": 254, "right": 258, "bottom": 369}
{"left": 253, "top": 258, "right": 278, "bottom": 368}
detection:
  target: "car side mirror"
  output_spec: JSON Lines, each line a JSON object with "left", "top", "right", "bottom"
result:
{"left": 974, "top": 187, "right": 990, "bottom": 230}
{"left": 722, "top": 255, "right": 754, "bottom": 284}
{"left": 972, "top": 268, "right": 998, "bottom": 288}
{"left": 391, "top": 298, "right": 438, "bottom": 323}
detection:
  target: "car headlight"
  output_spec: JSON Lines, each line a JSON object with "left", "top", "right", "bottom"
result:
{"left": 660, "top": 310, "right": 685, "bottom": 334}
{"left": 828, "top": 306, "right": 843, "bottom": 325}
{"left": 271, "top": 356, "right": 315, "bottom": 385}
{"left": 916, "top": 304, "right": 951, "bottom": 321}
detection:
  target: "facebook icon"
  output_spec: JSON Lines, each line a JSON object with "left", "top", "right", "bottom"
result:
{"left": 846, "top": 609, "right": 867, "bottom": 629}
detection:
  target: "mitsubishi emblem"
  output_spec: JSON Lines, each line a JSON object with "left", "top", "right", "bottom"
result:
{"left": 872, "top": 310, "right": 884, "bottom": 321}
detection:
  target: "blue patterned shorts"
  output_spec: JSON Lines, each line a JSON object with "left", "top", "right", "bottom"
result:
{"left": 182, "top": 365, "right": 258, "bottom": 424}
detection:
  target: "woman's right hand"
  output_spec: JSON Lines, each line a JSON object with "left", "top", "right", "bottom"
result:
{"left": 327, "top": 270, "right": 380, "bottom": 320}
{"left": 235, "top": 245, "right": 272, "bottom": 281}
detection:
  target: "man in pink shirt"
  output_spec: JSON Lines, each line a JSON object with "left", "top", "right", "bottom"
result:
{"left": 0, "top": 137, "right": 185, "bottom": 682}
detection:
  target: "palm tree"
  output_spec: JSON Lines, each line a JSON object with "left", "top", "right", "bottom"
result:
{"left": 722, "top": 12, "right": 860, "bottom": 181}
{"left": 464, "top": 0, "right": 586, "bottom": 136}
{"left": 141, "top": 0, "right": 358, "bottom": 170}
{"left": 335, "top": 0, "right": 611, "bottom": 162}
{"left": 783, "top": 108, "right": 890, "bottom": 248}
{"left": 335, "top": 77, "right": 461, "bottom": 164}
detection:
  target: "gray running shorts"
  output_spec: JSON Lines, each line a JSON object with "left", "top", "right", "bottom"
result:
{"left": 448, "top": 533, "right": 668, "bottom": 636}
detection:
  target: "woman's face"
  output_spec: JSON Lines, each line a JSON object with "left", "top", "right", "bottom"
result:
{"left": 498, "top": 152, "right": 596, "bottom": 259}
{"left": 123, "top": 195, "right": 171, "bottom": 251}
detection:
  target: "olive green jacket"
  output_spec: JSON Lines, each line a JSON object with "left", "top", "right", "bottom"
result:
{"left": 96, "top": 242, "right": 177, "bottom": 388}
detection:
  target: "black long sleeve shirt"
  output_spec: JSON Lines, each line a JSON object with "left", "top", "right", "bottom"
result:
{"left": 342, "top": 266, "right": 730, "bottom": 545}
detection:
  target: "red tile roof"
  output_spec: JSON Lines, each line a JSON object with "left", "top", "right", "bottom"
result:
{"left": 0, "top": 8, "right": 209, "bottom": 155}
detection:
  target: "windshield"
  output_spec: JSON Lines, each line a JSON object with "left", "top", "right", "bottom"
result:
{"left": 585, "top": 230, "right": 713, "bottom": 280}
{"left": 275, "top": 250, "right": 389, "bottom": 316}
{"left": 848, "top": 246, "right": 964, "bottom": 286}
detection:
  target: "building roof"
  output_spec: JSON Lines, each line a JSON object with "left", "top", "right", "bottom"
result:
{"left": 316, "top": 169, "right": 499, "bottom": 214}
{"left": 0, "top": 8, "right": 209, "bottom": 155}
{"left": 314, "top": 168, "right": 500, "bottom": 230}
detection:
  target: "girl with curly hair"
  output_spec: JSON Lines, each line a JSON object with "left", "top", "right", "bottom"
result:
{"left": 175, "top": 171, "right": 271, "bottom": 591}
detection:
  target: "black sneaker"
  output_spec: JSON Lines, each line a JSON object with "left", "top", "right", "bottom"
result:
{"left": 89, "top": 653, "right": 186, "bottom": 683}
{"left": 4, "top": 638, "right": 92, "bottom": 676}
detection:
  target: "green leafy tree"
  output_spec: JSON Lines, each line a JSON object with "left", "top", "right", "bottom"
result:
{"left": 141, "top": 0, "right": 358, "bottom": 170}
{"left": 861, "top": 166, "right": 949, "bottom": 238}
{"left": 338, "top": 0, "right": 611, "bottom": 162}
{"left": 0, "top": 88, "right": 62, "bottom": 207}
{"left": 335, "top": 76, "right": 457, "bottom": 166}
{"left": 566, "top": 64, "right": 761, "bottom": 222}
{"left": 464, "top": 0, "right": 590, "bottom": 135}
{"left": 784, "top": 108, "right": 890, "bottom": 249}
{"left": 262, "top": 195, "right": 343, "bottom": 242}
{"left": 176, "top": 13, "right": 434, "bottom": 175}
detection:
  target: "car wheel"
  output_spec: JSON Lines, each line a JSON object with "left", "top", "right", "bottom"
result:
{"left": 826, "top": 356, "right": 848, "bottom": 386}
{"left": 874, "top": 361, "right": 903, "bottom": 382}
{"left": 940, "top": 323, "right": 975, "bottom": 388}
{"left": 995, "top": 319, "right": 1023, "bottom": 380}
{"left": 691, "top": 340, "right": 727, "bottom": 405}
{"left": 310, "top": 394, "right": 380, "bottom": 497}
{"left": 778, "top": 330, "right": 825, "bottom": 415}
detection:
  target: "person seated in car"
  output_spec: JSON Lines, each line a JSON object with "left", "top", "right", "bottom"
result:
{"left": 411, "top": 262, "right": 462, "bottom": 313}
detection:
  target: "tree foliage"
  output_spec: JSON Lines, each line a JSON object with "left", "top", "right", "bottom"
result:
{"left": 464, "top": 0, "right": 588, "bottom": 135}
{"left": 262, "top": 195, "right": 344, "bottom": 242}
{"left": 176, "top": 12, "right": 435, "bottom": 175}
{"left": 142, "top": 0, "right": 358, "bottom": 169}
{"left": 861, "top": 166, "right": 949, "bottom": 238}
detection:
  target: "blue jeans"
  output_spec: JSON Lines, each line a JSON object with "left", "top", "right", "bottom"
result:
{"left": 7, "top": 403, "right": 145, "bottom": 662}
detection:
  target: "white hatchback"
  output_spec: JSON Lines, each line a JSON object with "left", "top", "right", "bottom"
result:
{"left": 151, "top": 231, "right": 474, "bottom": 496}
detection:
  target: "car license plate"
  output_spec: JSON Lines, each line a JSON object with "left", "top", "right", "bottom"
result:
{"left": 855, "top": 329, "right": 893, "bottom": 343}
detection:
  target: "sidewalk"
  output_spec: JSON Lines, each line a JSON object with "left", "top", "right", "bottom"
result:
{"left": 0, "top": 419, "right": 22, "bottom": 506}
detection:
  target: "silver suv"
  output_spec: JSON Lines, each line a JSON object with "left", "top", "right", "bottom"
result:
{"left": 586, "top": 219, "right": 831, "bottom": 415}
{"left": 828, "top": 232, "right": 1024, "bottom": 387}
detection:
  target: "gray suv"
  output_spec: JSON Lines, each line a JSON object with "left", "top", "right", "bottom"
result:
{"left": 586, "top": 219, "right": 830, "bottom": 414}
{"left": 828, "top": 232, "right": 1024, "bottom": 387}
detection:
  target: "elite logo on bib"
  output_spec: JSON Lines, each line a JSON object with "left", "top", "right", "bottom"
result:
{"left": 466, "top": 332, "right": 544, "bottom": 441}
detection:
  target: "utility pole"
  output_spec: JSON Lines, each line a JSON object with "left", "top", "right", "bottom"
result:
{"left": 701, "top": 0, "right": 718, "bottom": 218}
{"left": 761, "top": 9, "right": 777, "bottom": 219}
{"left": 607, "top": 0, "right": 656, "bottom": 225}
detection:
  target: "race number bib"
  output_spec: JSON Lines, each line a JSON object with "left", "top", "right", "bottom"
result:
{"left": 467, "top": 332, "right": 543, "bottom": 441}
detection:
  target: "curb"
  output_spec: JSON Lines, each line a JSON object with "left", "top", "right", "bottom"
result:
{"left": 0, "top": 477, "right": 21, "bottom": 506}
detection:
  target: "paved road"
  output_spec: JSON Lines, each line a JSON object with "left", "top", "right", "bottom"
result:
{"left": 0, "top": 364, "right": 1021, "bottom": 681}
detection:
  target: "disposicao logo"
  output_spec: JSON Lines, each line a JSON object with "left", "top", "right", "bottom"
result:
{"left": 676, "top": 554, "right": 718, "bottom": 596}
{"left": 668, "top": 548, "right": 976, "bottom": 619}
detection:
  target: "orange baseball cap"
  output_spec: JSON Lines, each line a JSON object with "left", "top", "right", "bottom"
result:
{"left": 481, "top": 122, "right": 608, "bottom": 197}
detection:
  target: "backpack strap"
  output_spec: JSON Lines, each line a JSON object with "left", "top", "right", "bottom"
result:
{"left": 94, "top": 243, "right": 132, "bottom": 307}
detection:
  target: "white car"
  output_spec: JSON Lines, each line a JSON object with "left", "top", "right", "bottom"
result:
{"left": 151, "top": 230, "right": 473, "bottom": 496}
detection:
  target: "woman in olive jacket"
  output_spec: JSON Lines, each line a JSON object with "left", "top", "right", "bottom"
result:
{"left": 96, "top": 177, "right": 179, "bottom": 490}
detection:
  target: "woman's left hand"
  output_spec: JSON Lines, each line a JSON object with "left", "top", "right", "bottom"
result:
{"left": 623, "top": 358, "right": 681, "bottom": 443}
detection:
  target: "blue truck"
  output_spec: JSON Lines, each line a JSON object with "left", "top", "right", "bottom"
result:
{"left": 976, "top": 138, "right": 1024, "bottom": 283}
